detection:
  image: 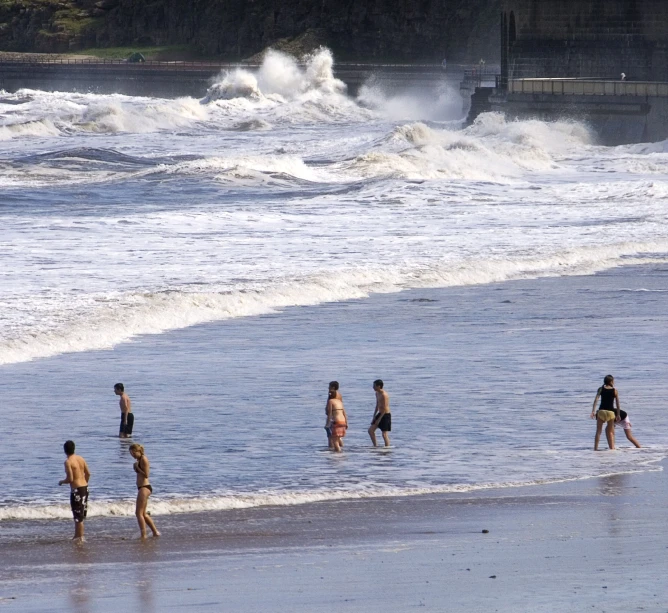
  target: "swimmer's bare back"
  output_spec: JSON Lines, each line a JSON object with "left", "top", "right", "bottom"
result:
{"left": 60, "top": 455, "right": 90, "bottom": 489}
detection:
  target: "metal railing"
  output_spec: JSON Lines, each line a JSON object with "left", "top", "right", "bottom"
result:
{"left": 508, "top": 78, "right": 668, "bottom": 97}
{"left": 0, "top": 58, "right": 256, "bottom": 69}
{"left": 0, "top": 57, "right": 446, "bottom": 69}
{"left": 460, "top": 67, "right": 499, "bottom": 89}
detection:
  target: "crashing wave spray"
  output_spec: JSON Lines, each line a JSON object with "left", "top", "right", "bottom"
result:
{"left": 0, "top": 90, "right": 210, "bottom": 139}
{"left": 357, "top": 79, "right": 465, "bottom": 122}
{"left": 202, "top": 48, "right": 346, "bottom": 103}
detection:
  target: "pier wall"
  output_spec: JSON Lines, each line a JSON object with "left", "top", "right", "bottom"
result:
{"left": 490, "top": 79, "right": 668, "bottom": 145}
{"left": 501, "top": 0, "right": 668, "bottom": 82}
{"left": 491, "top": 0, "right": 668, "bottom": 144}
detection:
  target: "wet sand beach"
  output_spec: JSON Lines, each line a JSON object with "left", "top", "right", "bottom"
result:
{"left": 1, "top": 463, "right": 666, "bottom": 612}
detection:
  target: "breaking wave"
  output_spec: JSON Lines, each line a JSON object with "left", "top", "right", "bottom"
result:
{"left": 338, "top": 115, "right": 594, "bottom": 180}
{"left": 200, "top": 48, "right": 372, "bottom": 125}
{"left": 2, "top": 113, "right": 601, "bottom": 187}
{"left": 203, "top": 48, "right": 346, "bottom": 103}
{"left": 1, "top": 461, "right": 662, "bottom": 521}
{"left": 0, "top": 91, "right": 209, "bottom": 139}
{"left": 2, "top": 241, "right": 667, "bottom": 365}
{"left": 0, "top": 49, "right": 365, "bottom": 139}
{"left": 0, "top": 117, "right": 60, "bottom": 140}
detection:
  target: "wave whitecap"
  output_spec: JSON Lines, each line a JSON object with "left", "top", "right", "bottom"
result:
{"left": 2, "top": 463, "right": 662, "bottom": 522}
{"left": 203, "top": 48, "right": 346, "bottom": 104}
{"left": 2, "top": 241, "right": 668, "bottom": 365}
{"left": 0, "top": 91, "right": 209, "bottom": 139}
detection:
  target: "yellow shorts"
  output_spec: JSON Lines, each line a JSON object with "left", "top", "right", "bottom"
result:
{"left": 597, "top": 410, "right": 616, "bottom": 423}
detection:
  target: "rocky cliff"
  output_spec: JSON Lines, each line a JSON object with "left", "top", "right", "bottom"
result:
{"left": 0, "top": 0, "right": 499, "bottom": 62}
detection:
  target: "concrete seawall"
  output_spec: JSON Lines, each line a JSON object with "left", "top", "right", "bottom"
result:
{"left": 486, "top": 78, "right": 668, "bottom": 145}
{"left": 0, "top": 60, "right": 448, "bottom": 98}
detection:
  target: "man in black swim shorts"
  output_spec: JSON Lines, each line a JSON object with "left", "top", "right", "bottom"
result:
{"left": 368, "top": 379, "right": 391, "bottom": 447}
{"left": 58, "top": 440, "right": 91, "bottom": 542}
{"left": 70, "top": 486, "right": 89, "bottom": 524}
{"left": 115, "top": 383, "right": 134, "bottom": 438}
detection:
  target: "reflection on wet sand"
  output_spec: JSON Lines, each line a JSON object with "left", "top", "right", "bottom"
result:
{"left": 135, "top": 559, "right": 156, "bottom": 613}
{"left": 599, "top": 473, "right": 630, "bottom": 497}
{"left": 67, "top": 546, "right": 92, "bottom": 613}
{"left": 598, "top": 473, "right": 632, "bottom": 537}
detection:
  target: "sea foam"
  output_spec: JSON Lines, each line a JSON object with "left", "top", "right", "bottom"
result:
{"left": 2, "top": 241, "right": 667, "bottom": 365}
{"left": 1, "top": 465, "right": 663, "bottom": 522}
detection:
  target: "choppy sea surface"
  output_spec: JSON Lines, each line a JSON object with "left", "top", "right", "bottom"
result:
{"left": 1, "top": 49, "right": 668, "bottom": 527}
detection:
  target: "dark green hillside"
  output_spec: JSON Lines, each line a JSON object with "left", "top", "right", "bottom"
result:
{"left": 0, "top": 0, "right": 499, "bottom": 62}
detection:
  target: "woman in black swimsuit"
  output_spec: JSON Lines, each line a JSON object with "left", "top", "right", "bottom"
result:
{"left": 129, "top": 443, "right": 160, "bottom": 538}
{"left": 590, "top": 375, "right": 620, "bottom": 451}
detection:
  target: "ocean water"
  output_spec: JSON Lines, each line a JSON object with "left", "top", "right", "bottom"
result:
{"left": 1, "top": 49, "right": 668, "bottom": 527}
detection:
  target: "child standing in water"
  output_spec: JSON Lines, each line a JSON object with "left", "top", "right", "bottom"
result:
{"left": 129, "top": 443, "right": 160, "bottom": 538}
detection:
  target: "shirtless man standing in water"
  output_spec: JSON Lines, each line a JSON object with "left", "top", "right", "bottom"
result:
{"left": 115, "top": 383, "right": 134, "bottom": 438}
{"left": 368, "top": 379, "right": 391, "bottom": 447}
{"left": 58, "top": 440, "right": 91, "bottom": 542}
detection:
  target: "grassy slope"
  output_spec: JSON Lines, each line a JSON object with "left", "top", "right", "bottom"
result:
{"left": 72, "top": 45, "right": 194, "bottom": 60}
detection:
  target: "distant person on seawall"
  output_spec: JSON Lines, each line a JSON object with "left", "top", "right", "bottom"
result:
{"left": 58, "top": 440, "right": 90, "bottom": 542}
{"left": 590, "top": 375, "right": 640, "bottom": 450}
{"left": 115, "top": 383, "right": 134, "bottom": 438}
{"left": 368, "top": 379, "right": 391, "bottom": 447}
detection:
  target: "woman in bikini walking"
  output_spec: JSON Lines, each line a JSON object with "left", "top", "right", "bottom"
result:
{"left": 129, "top": 443, "right": 160, "bottom": 538}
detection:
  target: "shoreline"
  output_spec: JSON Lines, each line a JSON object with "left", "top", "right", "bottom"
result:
{"left": 0, "top": 458, "right": 663, "bottom": 526}
{"left": 1, "top": 462, "right": 667, "bottom": 611}
{"left": 1, "top": 461, "right": 664, "bottom": 552}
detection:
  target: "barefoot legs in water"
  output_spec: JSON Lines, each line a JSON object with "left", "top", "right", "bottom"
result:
{"left": 72, "top": 521, "right": 85, "bottom": 542}
{"left": 622, "top": 428, "right": 641, "bottom": 448}
{"left": 368, "top": 425, "right": 390, "bottom": 448}
{"left": 605, "top": 421, "right": 615, "bottom": 450}
{"left": 135, "top": 487, "right": 160, "bottom": 538}
{"left": 382, "top": 430, "right": 390, "bottom": 447}
{"left": 594, "top": 417, "right": 615, "bottom": 450}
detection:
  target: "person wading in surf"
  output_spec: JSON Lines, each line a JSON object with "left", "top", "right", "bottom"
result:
{"left": 325, "top": 381, "right": 343, "bottom": 449}
{"left": 115, "top": 383, "right": 134, "bottom": 438}
{"left": 590, "top": 375, "right": 641, "bottom": 450}
{"left": 129, "top": 443, "right": 160, "bottom": 539}
{"left": 326, "top": 386, "right": 348, "bottom": 453}
{"left": 58, "top": 440, "right": 91, "bottom": 542}
{"left": 368, "top": 379, "right": 391, "bottom": 447}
